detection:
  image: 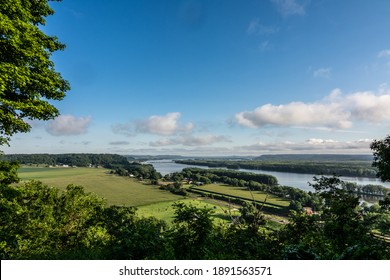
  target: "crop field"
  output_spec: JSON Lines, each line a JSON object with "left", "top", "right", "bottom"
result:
{"left": 193, "top": 184, "right": 290, "bottom": 208}
{"left": 17, "top": 166, "right": 180, "bottom": 207}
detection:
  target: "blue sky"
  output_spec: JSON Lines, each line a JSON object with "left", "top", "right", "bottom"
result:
{"left": 5, "top": 0, "right": 390, "bottom": 156}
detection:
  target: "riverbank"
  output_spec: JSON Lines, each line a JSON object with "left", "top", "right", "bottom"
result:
{"left": 149, "top": 160, "right": 390, "bottom": 190}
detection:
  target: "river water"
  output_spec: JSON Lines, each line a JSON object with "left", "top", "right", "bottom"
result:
{"left": 148, "top": 160, "right": 390, "bottom": 193}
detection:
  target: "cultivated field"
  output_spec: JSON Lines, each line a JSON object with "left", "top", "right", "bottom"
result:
{"left": 192, "top": 184, "right": 290, "bottom": 209}
{"left": 17, "top": 166, "right": 179, "bottom": 206}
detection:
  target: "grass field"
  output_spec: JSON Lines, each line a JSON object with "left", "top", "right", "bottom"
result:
{"left": 137, "top": 198, "right": 241, "bottom": 224}
{"left": 193, "top": 184, "right": 290, "bottom": 208}
{"left": 17, "top": 166, "right": 180, "bottom": 207}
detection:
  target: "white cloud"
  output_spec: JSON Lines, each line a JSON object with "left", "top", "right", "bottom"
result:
{"left": 313, "top": 68, "right": 332, "bottom": 79}
{"left": 236, "top": 101, "right": 351, "bottom": 129}
{"left": 346, "top": 90, "right": 390, "bottom": 122}
{"left": 271, "top": 0, "right": 308, "bottom": 17}
{"left": 235, "top": 138, "right": 372, "bottom": 154}
{"left": 46, "top": 115, "right": 92, "bottom": 136}
{"left": 112, "top": 112, "right": 193, "bottom": 136}
{"left": 136, "top": 112, "right": 181, "bottom": 135}
{"left": 235, "top": 86, "right": 390, "bottom": 129}
{"left": 136, "top": 112, "right": 193, "bottom": 135}
{"left": 306, "top": 138, "right": 339, "bottom": 145}
{"left": 150, "top": 134, "right": 229, "bottom": 147}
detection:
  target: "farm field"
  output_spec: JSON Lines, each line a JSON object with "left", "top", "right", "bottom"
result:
{"left": 16, "top": 167, "right": 289, "bottom": 225}
{"left": 193, "top": 184, "right": 291, "bottom": 208}
{"left": 17, "top": 166, "right": 180, "bottom": 207}
{"left": 137, "top": 198, "right": 241, "bottom": 225}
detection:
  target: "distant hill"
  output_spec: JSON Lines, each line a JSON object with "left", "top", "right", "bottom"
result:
{"left": 125, "top": 155, "right": 186, "bottom": 161}
{"left": 255, "top": 154, "right": 374, "bottom": 162}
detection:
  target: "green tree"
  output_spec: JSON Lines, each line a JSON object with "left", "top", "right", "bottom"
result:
{"left": 102, "top": 206, "right": 171, "bottom": 259}
{"left": 0, "top": 182, "right": 109, "bottom": 259}
{"left": 238, "top": 201, "right": 266, "bottom": 231}
{"left": 169, "top": 202, "right": 214, "bottom": 259}
{"left": 309, "top": 176, "right": 367, "bottom": 252}
{"left": 0, "top": 160, "right": 19, "bottom": 185}
{"left": 279, "top": 176, "right": 390, "bottom": 259}
{"left": 0, "top": 0, "right": 70, "bottom": 146}
{"left": 370, "top": 135, "right": 390, "bottom": 182}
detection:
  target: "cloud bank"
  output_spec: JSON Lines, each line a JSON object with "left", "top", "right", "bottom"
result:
{"left": 235, "top": 138, "right": 372, "bottom": 154}
{"left": 235, "top": 87, "right": 390, "bottom": 129}
{"left": 135, "top": 112, "right": 193, "bottom": 136}
{"left": 46, "top": 115, "right": 92, "bottom": 136}
{"left": 113, "top": 112, "right": 193, "bottom": 136}
{"left": 149, "top": 135, "right": 229, "bottom": 147}
{"left": 112, "top": 112, "right": 230, "bottom": 148}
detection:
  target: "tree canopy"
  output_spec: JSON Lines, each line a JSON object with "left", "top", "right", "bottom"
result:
{"left": 0, "top": 0, "right": 69, "bottom": 145}
{"left": 371, "top": 135, "right": 390, "bottom": 182}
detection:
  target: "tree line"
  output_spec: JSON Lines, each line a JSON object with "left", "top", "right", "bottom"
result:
{"left": 175, "top": 159, "right": 378, "bottom": 178}
{"left": 3, "top": 153, "right": 162, "bottom": 181}
{"left": 3, "top": 153, "right": 129, "bottom": 168}
{"left": 168, "top": 167, "right": 278, "bottom": 186}
{"left": 343, "top": 182, "right": 389, "bottom": 197}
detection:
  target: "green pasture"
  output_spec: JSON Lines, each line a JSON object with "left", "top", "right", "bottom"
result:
{"left": 194, "top": 184, "right": 290, "bottom": 208}
{"left": 137, "top": 198, "right": 241, "bottom": 225}
{"left": 17, "top": 166, "right": 180, "bottom": 207}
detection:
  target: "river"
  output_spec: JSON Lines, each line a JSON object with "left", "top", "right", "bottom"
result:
{"left": 148, "top": 160, "right": 390, "bottom": 194}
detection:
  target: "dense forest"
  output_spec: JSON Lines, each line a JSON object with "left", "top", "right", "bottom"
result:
{"left": 169, "top": 168, "right": 279, "bottom": 186}
{"left": 175, "top": 157, "right": 378, "bottom": 178}
{"left": 3, "top": 153, "right": 129, "bottom": 168}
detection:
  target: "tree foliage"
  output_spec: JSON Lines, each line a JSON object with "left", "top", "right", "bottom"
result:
{"left": 279, "top": 175, "right": 390, "bottom": 259}
{"left": 371, "top": 135, "right": 390, "bottom": 182}
{"left": 0, "top": 181, "right": 108, "bottom": 259}
{"left": 0, "top": 0, "right": 70, "bottom": 145}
